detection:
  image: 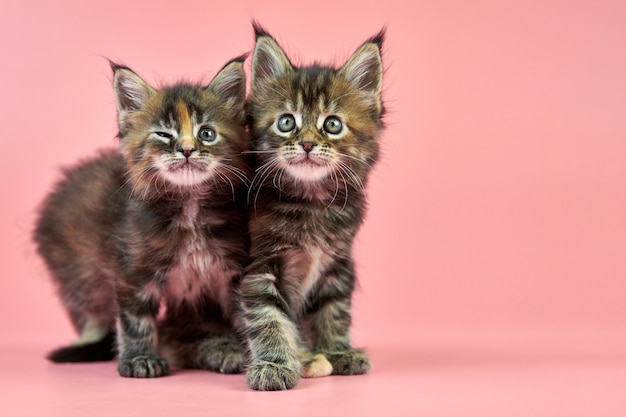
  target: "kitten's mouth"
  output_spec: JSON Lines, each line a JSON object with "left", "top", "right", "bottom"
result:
{"left": 160, "top": 158, "right": 214, "bottom": 187}
{"left": 168, "top": 159, "right": 205, "bottom": 171}
{"left": 284, "top": 154, "right": 329, "bottom": 182}
{"left": 289, "top": 154, "right": 324, "bottom": 167}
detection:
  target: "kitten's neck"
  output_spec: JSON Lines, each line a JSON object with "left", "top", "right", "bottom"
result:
{"left": 259, "top": 181, "right": 366, "bottom": 211}
{"left": 260, "top": 176, "right": 366, "bottom": 204}
{"left": 128, "top": 177, "right": 239, "bottom": 206}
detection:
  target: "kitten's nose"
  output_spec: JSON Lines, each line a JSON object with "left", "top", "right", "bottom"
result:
{"left": 300, "top": 141, "right": 316, "bottom": 153}
{"left": 177, "top": 145, "right": 196, "bottom": 159}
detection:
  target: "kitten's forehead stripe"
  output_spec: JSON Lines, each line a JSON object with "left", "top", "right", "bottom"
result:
{"left": 177, "top": 101, "right": 194, "bottom": 138}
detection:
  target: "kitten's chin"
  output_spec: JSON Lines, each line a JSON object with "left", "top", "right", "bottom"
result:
{"left": 284, "top": 160, "right": 330, "bottom": 182}
{"left": 161, "top": 165, "right": 213, "bottom": 187}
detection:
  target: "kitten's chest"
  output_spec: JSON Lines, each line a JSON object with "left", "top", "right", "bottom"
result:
{"left": 162, "top": 200, "right": 232, "bottom": 309}
{"left": 282, "top": 243, "right": 333, "bottom": 310}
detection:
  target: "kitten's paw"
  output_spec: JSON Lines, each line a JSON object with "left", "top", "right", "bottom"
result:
{"left": 197, "top": 337, "right": 245, "bottom": 374}
{"left": 324, "top": 348, "right": 370, "bottom": 375}
{"left": 302, "top": 353, "right": 333, "bottom": 378}
{"left": 118, "top": 355, "right": 169, "bottom": 378}
{"left": 246, "top": 360, "right": 301, "bottom": 391}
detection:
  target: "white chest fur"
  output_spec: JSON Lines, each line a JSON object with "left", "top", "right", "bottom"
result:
{"left": 283, "top": 244, "right": 333, "bottom": 312}
{"left": 163, "top": 199, "right": 232, "bottom": 313}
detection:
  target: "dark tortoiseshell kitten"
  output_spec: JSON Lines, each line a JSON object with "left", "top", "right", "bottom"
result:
{"left": 34, "top": 57, "right": 250, "bottom": 377}
{"left": 238, "top": 26, "right": 384, "bottom": 390}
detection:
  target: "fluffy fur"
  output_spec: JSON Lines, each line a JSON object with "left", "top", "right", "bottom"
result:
{"left": 237, "top": 25, "right": 385, "bottom": 390}
{"left": 34, "top": 57, "right": 251, "bottom": 377}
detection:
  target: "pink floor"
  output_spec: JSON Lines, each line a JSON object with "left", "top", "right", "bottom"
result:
{"left": 3, "top": 328, "right": 626, "bottom": 417}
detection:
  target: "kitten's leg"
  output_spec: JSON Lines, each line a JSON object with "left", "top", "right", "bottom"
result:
{"left": 238, "top": 272, "right": 302, "bottom": 390}
{"left": 47, "top": 317, "right": 116, "bottom": 363}
{"left": 159, "top": 309, "right": 244, "bottom": 374}
{"left": 192, "top": 333, "right": 244, "bottom": 374}
{"left": 48, "top": 285, "right": 117, "bottom": 363}
{"left": 309, "top": 258, "right": 370, "bottom": 376}
{"left": 163, "top": 334, "right": 244, "bottom": 374}
{"left": 72, "top": 319, "right": 110, "bottom": 346}
{"left": 301, "top": 351, "right": 333, "bottom": 378}
{"left": 116, "top": 285, "right": 169, "bottom": 378}
{"left": 176, "top": 334, "right": 244, "bottom": 374}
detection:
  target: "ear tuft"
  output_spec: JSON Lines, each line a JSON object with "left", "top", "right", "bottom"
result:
{"left": 365, "top": 28, "right": 386, "bottom": 49}
{"left": 252, "top": 20, "right": 271, "bottom": 40}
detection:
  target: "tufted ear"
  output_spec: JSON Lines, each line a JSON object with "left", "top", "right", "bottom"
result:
{"left": 339, "top": 31, "right": 384, "bottom": 101}
{"left": 110, "top": 62, "right": 156, "bottom": 137}
{"left": 208, "top": 55, "right": 247, "bottom": 104}
{"left": 111, "top": 62, "right": 156, "bottom": 113}
{"left": 251, "top": 24, "right": 294, "bottom": 85}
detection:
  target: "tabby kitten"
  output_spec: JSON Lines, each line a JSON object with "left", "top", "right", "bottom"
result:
{"left": 34, "top": 57, "right": 250, "bottom": 377}
{"left": 238, "top": 26, "right": 384, "bottom": 390}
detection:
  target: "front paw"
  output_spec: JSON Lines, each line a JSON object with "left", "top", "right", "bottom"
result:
{"left": 324, "top": 349, "right": 370, "bottom": 375}
{"left": 246, "top": 360, "right": 301, "bottom": 391}
{"left": 198, "top": 337, "right": 245, "bottom": 374}
{"left": 118, "top": 355, "right": 169, "bottom": 378}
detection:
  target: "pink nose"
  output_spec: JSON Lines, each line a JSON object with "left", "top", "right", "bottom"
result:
{"left": 300, "top": 141, "right": 316, "bottom": 153}
{"left": 176, "top": 144, "right": 196, "bottom": 158}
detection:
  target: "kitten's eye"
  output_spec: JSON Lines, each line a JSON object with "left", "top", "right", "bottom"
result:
{"left": 153, "top": 131, "right": 173, "bottom": 143}
{"left": 277, "top": 114, "right": 296, "bottom": 133}
{"left": 198, "top": 127, "right": 217, "bottom": 143}
{"left": 156, "top": 132, "right": 173, "bottom": 139}
{"left": 323, "top": 116, "right": 343, "bottom": 135}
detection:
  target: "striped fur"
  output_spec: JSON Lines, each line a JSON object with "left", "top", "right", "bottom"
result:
{"left": 34, "top": 57, "right": 251, "bottom": 377}
{"left": 237, "top": 25, "right": 385, "bottom": 390}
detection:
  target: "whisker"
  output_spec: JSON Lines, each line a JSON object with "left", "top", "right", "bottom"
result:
{"left": 336, "top": 152, "right": 373, "bottom": 169}
{"left": 335, "top": 160, "right": 365, "bottom": 192}
{"left": 252, "top": 162, "right": 281, "bottom": 210}
{"left": 242, "top": 150, "right": 277, "bottom": 155}
{"left": 335, "top": 166, "right": 350, "bottom": 214}
{"left": 325, "top": 167, "right": 340, "bottom": 211}
{"left": 215, "top": 170, "right": 236, "bottom": 201}
{"left": 217, "top": 163, "right": 250, "bottom": 187}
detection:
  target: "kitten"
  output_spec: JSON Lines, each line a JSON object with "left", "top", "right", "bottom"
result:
{"left": 34, "top": 57, "right": 250, "bottom": 377}
{"left": 238, "top": 25, "right": 384, "bottom": 390}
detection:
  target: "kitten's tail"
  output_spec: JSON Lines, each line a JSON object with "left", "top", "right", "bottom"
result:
{"left": 47, "top": 332, "right": 116, "bottom": 363}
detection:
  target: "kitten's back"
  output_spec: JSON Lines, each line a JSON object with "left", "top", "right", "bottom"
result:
{"left": 34, "top": 149, "right": 127, "bottom": 345}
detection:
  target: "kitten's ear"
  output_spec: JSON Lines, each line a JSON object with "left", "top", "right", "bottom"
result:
{"left": 339, "top": 31, "right": 385, "bottom": 101}
{"left": 111, "top": 62, "right": 156, "bottom": 113}
{"left": 208, "top": 55, "right": 247, "bottom": 104}
{"left": 251, "top": 25, "right": 293, "bottom": 85}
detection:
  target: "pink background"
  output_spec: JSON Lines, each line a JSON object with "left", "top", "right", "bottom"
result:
{"left": 1, "top": 0, "right": 626, "bottom": 415}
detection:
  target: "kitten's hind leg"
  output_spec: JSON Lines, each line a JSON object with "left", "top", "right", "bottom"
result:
{"left": 300, "top": 349, "right": 369, "bottom": 377}
{"left": 301, "top": 351, "right": 333, "bottom": 378}
{"left": 193, "top": 334, "right": 244, "bottom": 374}
{"left": 162, "top": 333, "right": 245, "bottom": 374}
{"left": 159, "top": 312, "right": 245, "bottom": 374}
{"left": 308, "top": 260, "right": 371, "bottom": 376}
{"left": 47, "top": 319, "right": 116, "bottom": 362}
{"left": 320, "top": 349, "right": 370, "bottom": 375}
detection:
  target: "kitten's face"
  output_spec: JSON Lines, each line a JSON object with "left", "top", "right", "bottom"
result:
{"left": 112, "top": 59, "right": 248, "bottom": 194}
{"left": 247, "top": 31, "right": 384, "bottom": 197}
